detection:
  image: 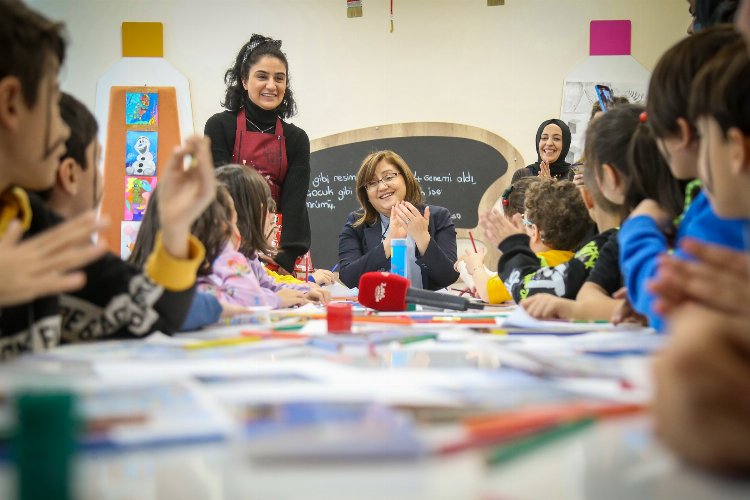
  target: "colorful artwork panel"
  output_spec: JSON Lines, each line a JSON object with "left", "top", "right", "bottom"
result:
{"left": 125, "top": 130, "right": 158, "bottom": 176}
{"left": 124, "top": 176, "right": 157, "bottom": 221}
{"left": 120, "top": 221, "right": 142, "bottom": 259}
{"left": 125, "top": 91, "right": 158, "bottom": 126}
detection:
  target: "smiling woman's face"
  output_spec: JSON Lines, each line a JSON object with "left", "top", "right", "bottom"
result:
{"left": 243, "top": 55, "right": 287, "bottom": 111}
{"left": 538, "top": 123, "right": 563, "bottom": 164}
{"left": 366, "top": 160, "right": 407, "bottom": 216}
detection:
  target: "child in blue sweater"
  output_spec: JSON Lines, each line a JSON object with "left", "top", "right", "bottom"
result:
{"left": 618, "top": 25, "right": 748, "bottom": 332}
{"left": 652, "top": 37, "right": 750, "bottom": 473}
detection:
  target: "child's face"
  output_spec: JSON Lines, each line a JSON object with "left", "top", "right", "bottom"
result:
{"left": 70, "top": 139, "right": 103, "bottom": 216}
{"left": 226, "top": 196, "right": 242, "bottom": 250}
{"left": 264, "top": 209, "right": 278, "bottom": 244}
{"left": 696, "top": 117, "right": 750, "bottom": 218}
{"left": 656, "top": 135, "right": 698, "bottom": 180}
{"left": 6, "top": 60, "right": 70, "bottom": 191}
{"left": 595, "top": 164, "right": 625, "bottom": 205}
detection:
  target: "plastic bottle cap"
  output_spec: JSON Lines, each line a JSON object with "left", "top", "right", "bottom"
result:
{"left": 327, "top": 303, "right": 353, "bottom": 334}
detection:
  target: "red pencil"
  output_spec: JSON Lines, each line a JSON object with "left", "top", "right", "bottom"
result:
{"left": 468, "top": 231, "right": 478, "bottom": 253}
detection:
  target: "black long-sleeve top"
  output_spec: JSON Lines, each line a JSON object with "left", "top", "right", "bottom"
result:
{"left": 0, "top": 190, "right": 200, "bottom": 360}
{"left": 497, "top": 228, "right": 618, "bottom": 302}
{"left": 204, "top": 101, "right": 311, "bottom": 273}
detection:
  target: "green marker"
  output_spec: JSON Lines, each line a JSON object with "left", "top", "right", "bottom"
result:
{"left": 486, "top": 418, "right": 594, "bottom": 466}
{"left": 400, "top": 334, "right": 438, "bottom": 345}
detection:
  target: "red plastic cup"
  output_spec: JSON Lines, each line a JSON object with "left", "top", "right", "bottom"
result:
{"left": 327, "top": 303, "right": 352, "bottom": 334}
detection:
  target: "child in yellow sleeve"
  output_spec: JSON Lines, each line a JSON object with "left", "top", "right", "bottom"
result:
{"left": 459, "top": 178, "right": 592, "bottom": 304}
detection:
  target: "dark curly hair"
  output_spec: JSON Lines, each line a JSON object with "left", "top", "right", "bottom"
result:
{"left": 221, "top": 34, "right": 297, "bottom": 119}
{"left": 524, "top": 178, "right": 592, "bottom": 251}
{"left": 502, "top": 177, "right": 539, "bottom": 219}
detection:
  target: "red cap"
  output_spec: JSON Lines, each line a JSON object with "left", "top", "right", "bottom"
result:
{"left": 327, "top": 303, "right": 352, "bottom": 334}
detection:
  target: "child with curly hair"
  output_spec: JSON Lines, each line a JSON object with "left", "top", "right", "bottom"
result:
{"left": 458, "top": 178, "right": 592, "bottom": 304}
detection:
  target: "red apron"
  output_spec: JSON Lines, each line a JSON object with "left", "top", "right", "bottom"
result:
{"left": 231, "top": 109, "right": 288, "bottom": 203}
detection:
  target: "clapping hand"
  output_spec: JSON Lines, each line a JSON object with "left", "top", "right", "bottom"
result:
{"left": 538, "top": 160, "right": 551, "bottom": 178}
{"left": 479, "top": 209, "right": 524, "bottom": 248}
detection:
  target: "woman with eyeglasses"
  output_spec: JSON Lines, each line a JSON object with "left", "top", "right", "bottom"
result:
{"left": 337, "top": 150, "right": 459, "bottom": 290}
{"left": 204, "top": 34, "right": 310, "bottom": 276}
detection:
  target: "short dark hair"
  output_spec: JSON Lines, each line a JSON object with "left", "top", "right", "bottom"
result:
{"left": 502, "top": 177, "right": 539, "bottom": 219}
{"left": 689, "top": 40, "right": 750, "bottom": 138}
{"left": 0, "top": 0, "right": 66, "bottom": 107}
{"left": 215, "top": 164, "right": 272, "bottom": 258}
{"left": 647, "top": 25, "right": 740, "bottom": 140}
{"left": 129, "top": 184, "right": 233, "bottom": 277}
{"left": 59, "top": 92, "right": 97, "bottom": 170}
{"left": 353, "top": 150, "right": 424, "bottom": 228}
{"left": 524, "top": 178, "right": 592, "bottom": 251}
{"left": 34, "top": 92, "right": 98, "bottom": 202}
{"left": 221, "top": 34, "right": 297, "bottom": 119}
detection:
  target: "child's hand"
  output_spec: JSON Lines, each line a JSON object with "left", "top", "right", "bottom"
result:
{"left": 0, "top": 212, "right": 108, "bottom": 307}
{"left": 218, "top": 301, "right": 253, "bottom": 319}
{"left": 648, "top": 239, "right": 750, "bottom": 317}
{"left": 459, "top": 247, "right": 486, "bottom": 275}
{"left": 521, "top": 294, "right": 574, "bottom": 320}
{"left": 305, "top": 288, "right": 331, "bottom": 304}
{"left": 654, "top": 303, "right": 750, "bottom": 472}
{"left": 572, "top": 172, "right": 584, "bottom": 187}
{"left": 276, "top": 288, "right": 307, "bottom": 308}
{"left": 311, "top": 269, "right": 335, "bottom": 286}
{"left": 479, "top": 209, "right": 524, "bottom": 248}
{"left": 610, "top": 287, "right": 648, "bottom": 325}
{"left": 158, "top": 136, "right": 217, "bottom": 258}
{"left": 630, "top": 199, "right": 671, "bottom": 226}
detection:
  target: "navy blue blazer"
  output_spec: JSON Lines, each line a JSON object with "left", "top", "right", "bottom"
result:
{"left": 337, "top": 205, "right": 459, "bottom": 291}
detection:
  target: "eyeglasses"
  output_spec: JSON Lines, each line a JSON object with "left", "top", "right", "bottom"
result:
{"left": 522, "top": 213, "right": 533, "bottom": 227}
{"left": 363, "top": 172, "right": 400, "bottom": 192}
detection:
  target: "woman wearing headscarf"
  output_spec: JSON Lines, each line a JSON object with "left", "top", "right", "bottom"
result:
{"left": 511, "top": 119, "right": 572, "bottom": 183}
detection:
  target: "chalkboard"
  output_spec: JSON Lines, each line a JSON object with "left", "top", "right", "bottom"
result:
{"left": 306, "top": 123, "right": 525, "bottom": 270}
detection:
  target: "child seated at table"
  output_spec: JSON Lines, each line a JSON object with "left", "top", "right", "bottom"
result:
{"left": 214, "top": 165, "right": 331, "bottom": 304}
{"left": 458, "top": 178, "right": 591, "bottom": 303}
{"left": 522, "top": 105, "right": 685, "bottom": 321}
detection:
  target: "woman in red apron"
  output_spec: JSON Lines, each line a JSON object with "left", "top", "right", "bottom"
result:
{"left": 205, "top": 34, "right": 310, "bottom": 274}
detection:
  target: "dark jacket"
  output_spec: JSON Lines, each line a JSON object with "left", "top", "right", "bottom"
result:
{"left": 337, "top": 205, "right": 459, "bottom": 290}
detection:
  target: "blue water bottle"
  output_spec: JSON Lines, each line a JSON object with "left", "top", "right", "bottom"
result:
{"left": 390, "top": 238, "right": 408, "bottom": 279}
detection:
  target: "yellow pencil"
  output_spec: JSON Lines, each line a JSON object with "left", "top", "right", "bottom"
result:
{"left": 182, "top": 336, "right": 262, "bottom": 350}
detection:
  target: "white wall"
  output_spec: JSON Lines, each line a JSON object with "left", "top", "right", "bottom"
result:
{"left": 30, "top": 0, "right": 690, "bottom": 165}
